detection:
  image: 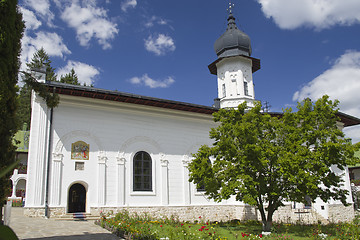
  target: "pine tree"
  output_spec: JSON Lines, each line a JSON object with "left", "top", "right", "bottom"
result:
{"left": 0, "top": 0, "right": 24, "bottom": 214}
{"left": 59, "top": 68, "right": 79, "bottom": 85}
{"left": 18, "top": 49, "right": 85, "bottom": 127}
{"left": 26, "top": 47, "right": 57, "bottom": 81}
{"left": 17, "top": 85, "right": 32, "bottom": 127}
{"left": 18, "top": 48, "right": 57, "bottom": 127}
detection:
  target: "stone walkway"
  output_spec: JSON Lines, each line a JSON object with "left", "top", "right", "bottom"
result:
{"left": 8, "top": 207, "right": 121, "bottom": 240}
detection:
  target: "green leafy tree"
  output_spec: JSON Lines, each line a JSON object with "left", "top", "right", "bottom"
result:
{"left": 188, "top": 96, "right": 360, "bottom": 232}
{"left": 0, "top": 0, "right": 24, "bottom": 217}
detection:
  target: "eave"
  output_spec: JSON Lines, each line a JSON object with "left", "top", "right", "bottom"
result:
{"left": 44, "top": 82, "right": 360, "bottom": 127}
{"left": 46, "top": 82, "right": 217, "bottom": 115}
{"left": 208, "top": 55, "right": 261, "bottom": 75}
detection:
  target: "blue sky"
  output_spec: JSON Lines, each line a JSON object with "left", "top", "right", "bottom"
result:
{"left": 18, "top": 0, "right": 360, "bottom": 143}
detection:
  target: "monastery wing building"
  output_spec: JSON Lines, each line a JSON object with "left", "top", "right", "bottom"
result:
{"left": 25, "top": 12, "right": 360, "bottom": 223}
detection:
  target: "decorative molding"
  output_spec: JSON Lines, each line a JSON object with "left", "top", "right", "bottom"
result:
{"left": 98, "top": 153, "right": 108, "bottom": 164}
{"left": 182, "top": 155, "right": 190, "bottom": 166}
{"left": 119, "top": 136, "right": 162, "bottom": 154}
{"left": 54, "top": 130, "right": 103, "bottom": 155}
{"left": 52, "top": 153, "right": 64, "bottom": 162}
{"left": 160, "top": 153, "right": 168, "bottom": 167}
{"left": 117, "top": 157, "right": 126, "bottom": 165}
{"left": 160, "top": 159, "right": 169, "bottom": 167}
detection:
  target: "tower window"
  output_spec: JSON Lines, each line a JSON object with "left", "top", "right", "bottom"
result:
{"left": 222, "top": 84, "right": 226, "bottom": 98}
{"left": 244, "top": 81, "right": 249, "bottom": 96}
{"left": 133, "top": 151, "right": 152, "bottom": 191}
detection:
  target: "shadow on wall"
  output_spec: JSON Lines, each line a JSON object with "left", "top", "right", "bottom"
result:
{"left": 241, "top": 205, "right": 258, "bottom": 221}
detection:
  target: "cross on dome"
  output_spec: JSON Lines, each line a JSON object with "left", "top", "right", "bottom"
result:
{"left": 227, "top": 1, "right": 235, "bottom": 14}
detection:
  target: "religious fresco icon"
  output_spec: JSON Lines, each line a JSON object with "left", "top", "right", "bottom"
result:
{"left": 71, "top": 141, "right": 89, "bottom": 160}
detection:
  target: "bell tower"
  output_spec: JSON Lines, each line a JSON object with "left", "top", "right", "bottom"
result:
{"left": 208, "top": 5, "right": 260, "bottom": 109}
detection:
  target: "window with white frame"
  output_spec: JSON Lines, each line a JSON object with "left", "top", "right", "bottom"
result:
{"left": 133, "top": 151, "right": 152, "bottom": 191}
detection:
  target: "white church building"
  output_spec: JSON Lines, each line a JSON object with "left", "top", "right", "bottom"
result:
{"left": 24, "top": 12, "right": 360, "bottom": 223}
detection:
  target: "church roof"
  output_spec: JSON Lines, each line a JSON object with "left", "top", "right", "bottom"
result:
{"left": 45, "top": 81, "right": 217, "bottom": 115}
{"left": 209, "top": 12, "right": 260, "bottom": 75}
{"left": 44, "top": 82, "right": 360, "bottom": 127}
{"left": 214, "top": 13, "right": 252, "bottom": 58}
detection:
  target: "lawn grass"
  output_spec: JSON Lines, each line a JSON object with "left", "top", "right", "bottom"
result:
{"left": 97, "top": 210, "right": 359, "bottom": 240}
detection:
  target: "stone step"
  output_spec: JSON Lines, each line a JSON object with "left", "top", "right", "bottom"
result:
{"left": 54, "top": 213, "right": 100, "bottom": 221}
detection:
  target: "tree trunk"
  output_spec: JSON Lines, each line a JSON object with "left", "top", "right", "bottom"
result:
{"left": 258, "top": 203, "right": 275, "bottom": 232}
{"left": 0, "top": 206, "right": 3, "bottom": 225}
{"left": 263, "top": 220, "right": 272, "bottom": 232}
{"left": 258, "top": 205, "right": 271, "bottom": 232}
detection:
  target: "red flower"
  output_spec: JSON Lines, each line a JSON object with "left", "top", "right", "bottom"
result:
{"left": 201, "top": 226, "right": 205, "bottom": 229}
{"left": 199, "top": 216, "right": 201, "bottom": 219}
{"left": 259, "top": 234, "right": 263, "bottom": 238}
{"left": 209, "top": 233, "right": 212, "bottom": 236}
{"left": 160, "top": 225, "right": 162, "bottom": 227}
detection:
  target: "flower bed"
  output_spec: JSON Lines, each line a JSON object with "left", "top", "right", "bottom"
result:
{"left": 96, "top": 210, "right": 360, "bottom": 240}
{"left": 96, "top": 210, "right": 263, "bottom": 240}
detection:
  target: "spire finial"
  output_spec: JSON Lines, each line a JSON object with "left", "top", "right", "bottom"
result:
{"left": 227, "top": 1, "right": 235, "bottom": 14}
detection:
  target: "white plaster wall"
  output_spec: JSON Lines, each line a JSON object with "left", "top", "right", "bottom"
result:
{"left": 25, "top": 93, "right": 50, "bottom": 207}
{"left": 40, "top": 94, "right": 231, "bottom": 212}
{"left": 328, "top": 165, "right": 353, "bottom": 205}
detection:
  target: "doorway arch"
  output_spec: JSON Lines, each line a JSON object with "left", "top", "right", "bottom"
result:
{"left": 68, "top": 183, "right": 86, "bottom": 213}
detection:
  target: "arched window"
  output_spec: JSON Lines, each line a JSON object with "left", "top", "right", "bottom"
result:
{"left": 197, "top": 159, "right": 212, "bottom": 192}
{"left": 133, "top": 151, "right": 152, "bottom": 191}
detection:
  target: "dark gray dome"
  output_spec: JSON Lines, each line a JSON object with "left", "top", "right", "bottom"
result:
{"left": 214, "top": 14, "right": 252, "bottom": 58}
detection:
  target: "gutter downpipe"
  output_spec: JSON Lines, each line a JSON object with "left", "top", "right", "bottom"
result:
{"left": 44, "top": 87, "right": 55, "bottom": 218}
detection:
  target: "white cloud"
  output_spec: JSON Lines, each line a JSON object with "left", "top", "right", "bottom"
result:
{"left": 121, "top": 0, "right": 137, "bottom": 12}
{"left": 129, "top": 74, "right": 175, "bottom": 88}
{"left": 57, "top": 60, "right": 100, "bottom": 86}
{"left": 21, "top": 31, "right": 71, "bottom": 62}
{"left": 257, "top": 0, "right": 360, "bottom": 30}
{"left": 20, "top": 31, "right": 71, "bottom": 73}
{"left": 20, "top": 7, "right": 41, "bottom": 31}
{"left": 23, "top": 0, "right": 55, "bottom": 27}
{"left": 145, "top": 16, "right": 169, "bottom": 28}
{"left": 60, "top": 1, "right": 118, "bottom": 49}
{"left": 144, "top": 34, "right": 175, "bottom": 56}
{"left": 293, "top": 50, "right": 360, "bottom": 143}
